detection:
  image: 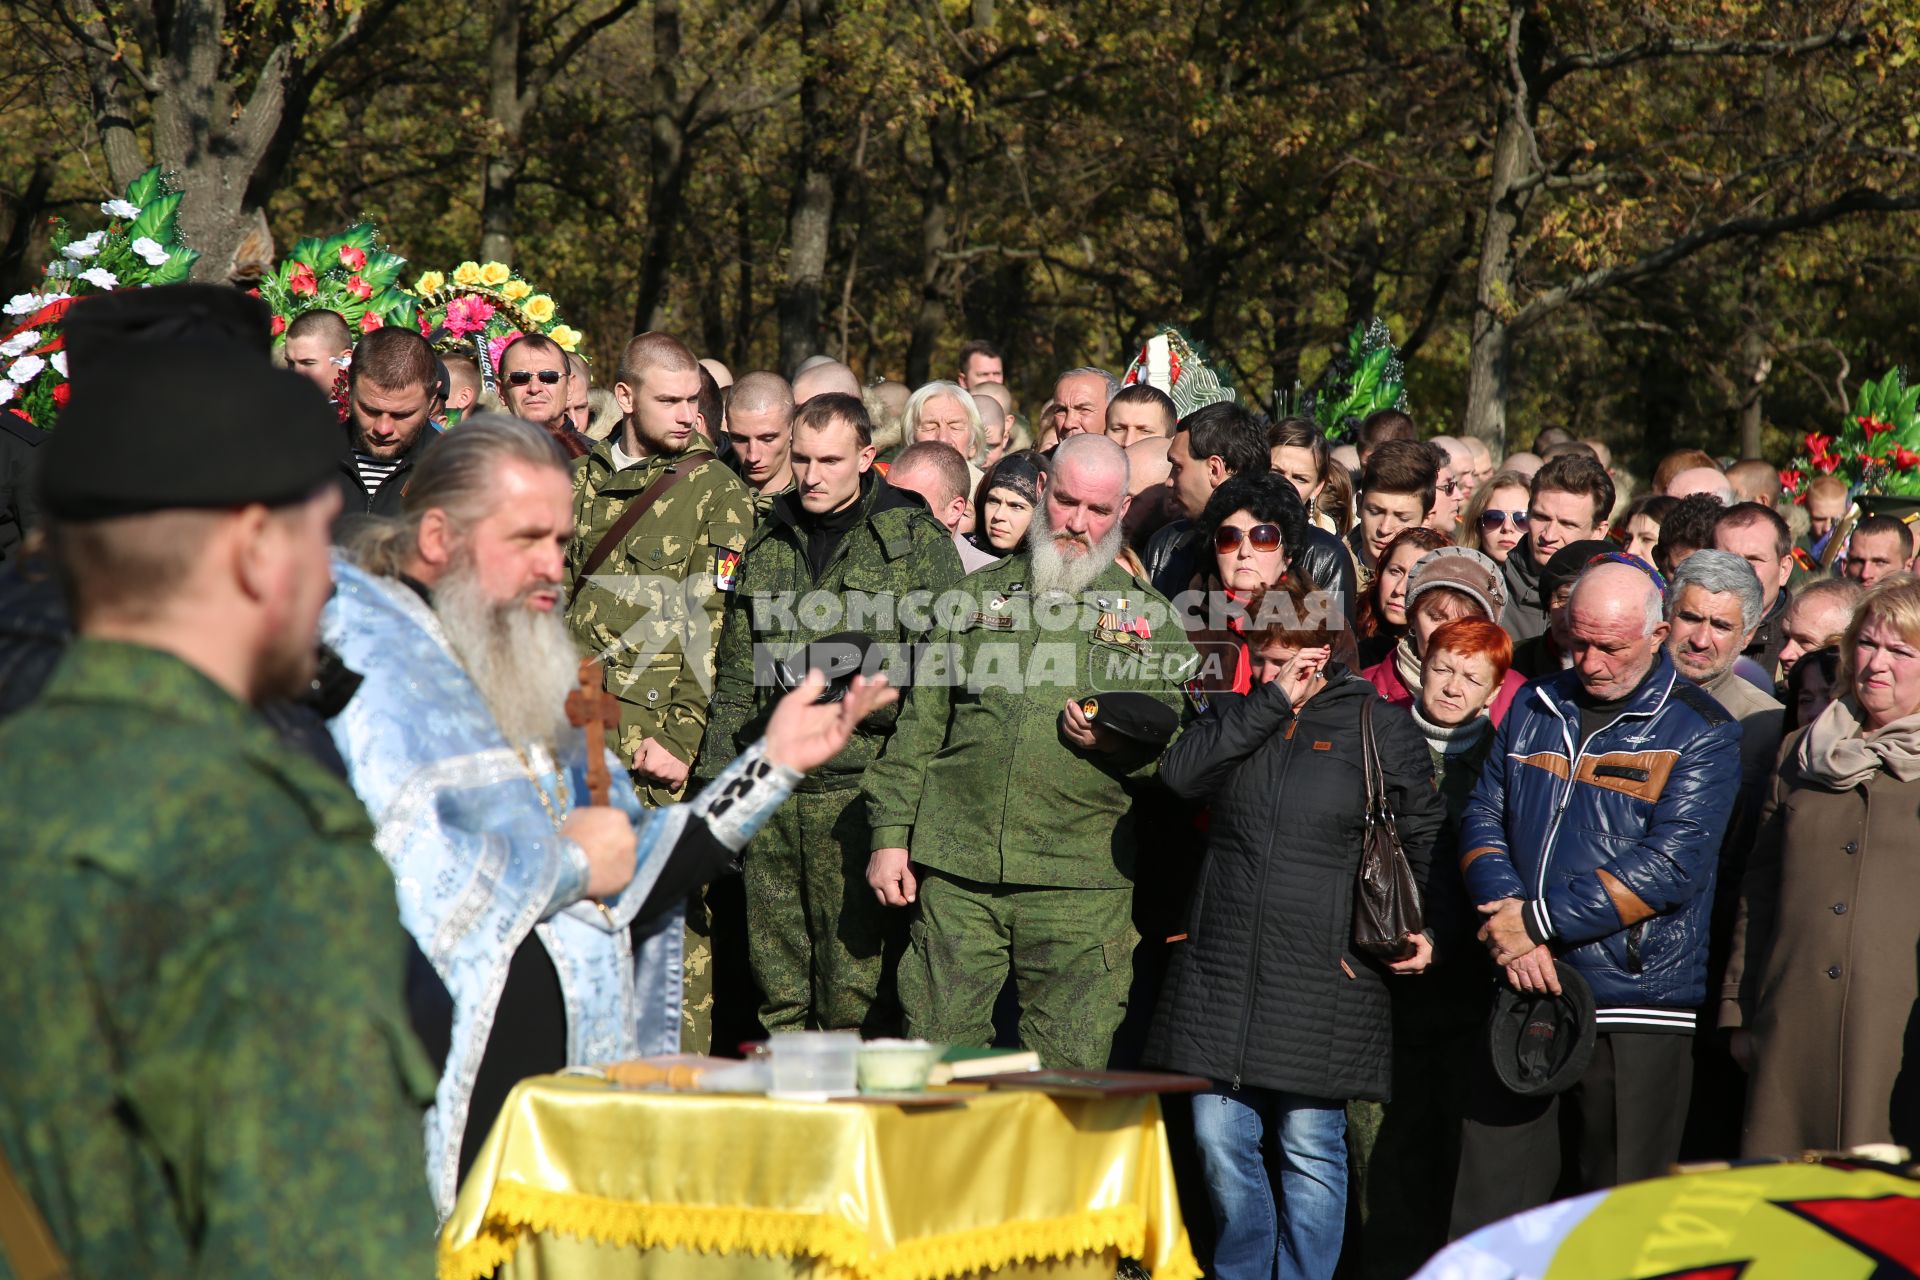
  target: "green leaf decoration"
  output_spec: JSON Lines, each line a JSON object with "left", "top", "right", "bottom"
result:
{"left": 125, "top": 192, "right": 182, "bottom": 246}
{"left": 123, "top": 167, "right": 164, "bottom": 210}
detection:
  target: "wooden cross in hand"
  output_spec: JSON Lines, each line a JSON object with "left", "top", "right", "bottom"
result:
{"left": 565, "top": 657, "right": 620, "bottom": 805}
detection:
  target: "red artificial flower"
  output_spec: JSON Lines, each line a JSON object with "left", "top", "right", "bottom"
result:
{"left": 1861, "top": 416, "right": 1894, "bottom": 440}
{"left": 339, "top": 245, "right": 367, "bottom": 270}
{"left": 417, "top": 312, "right": 433, "bottom": 337}
{"left": 1892, "top": 445, "right": 1920, "bottom": 471}
{"left": 346, "top": 275, "right": 373, "bottom": 301}
{"left": 1805, "top": 431, "right": 1836, "bottom": 457}
{"left": 270, "top": 314, "right": 287, "bottom": 336}
{"left": 1814, "top": 453, "right": 1842, "bottom": 474}
{"left": 247, "top": 287, "right": 261, "bottom": 298}
{"left": 1778, "top": 467, "right": 1804, "bottom": 493}
{"left": 51, "top": 382, "right": 69, "bottom": 408}
{"left": 289, "top": 263, "right": 318, "bottom": 297}
{"left": 359, "top": 311, "right": 383, "bottom": 333}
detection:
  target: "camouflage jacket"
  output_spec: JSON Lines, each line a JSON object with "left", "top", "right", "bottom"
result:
{"left": 0, "top": 640, "right": 437, "bottom": 1278}
{"left": 567, "top": 434, "right": 755, "bottom": 798}
{"left": 695, "top": 474, "right": 965, "bottom": 791}
{"left": 860, "top": 553, "right": 1198, "bottom": 889}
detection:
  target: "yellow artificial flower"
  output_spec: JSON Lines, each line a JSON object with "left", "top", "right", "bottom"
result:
{"left": 523, "top": 294, "right": 557, "bottom": 324}
{"left": 548, "top": 324, "right": 582, "bottom": 353}
{"left": 451, "top": 260, "right": 484, "bottom": 287}
{"left": 501, "top": 279, "right": 532, "bottom": 302}
{"left": 413, "top": 270, "right": 446, "bottom": 295}
{"left": 479, "top": 261, "right": 512, "bottom": 286}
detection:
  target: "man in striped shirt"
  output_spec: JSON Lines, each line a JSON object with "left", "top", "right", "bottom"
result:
{"left": 332, "top": 327, "right": 437, "bottom": 541}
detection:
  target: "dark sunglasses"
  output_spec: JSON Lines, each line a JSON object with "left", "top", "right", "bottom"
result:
{"left": 1477, "top": 509, "right": 1530, "bottom": 532}
{"left": 506, "top": 369, "right": 565, "bottom": 386}
{"left": 1215, "top": 523, "right": 1284, "bottom": 554}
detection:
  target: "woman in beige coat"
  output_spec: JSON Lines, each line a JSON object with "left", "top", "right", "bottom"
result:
{"left": 1722, "top": 577, "right": 1920, "bottom": 1158}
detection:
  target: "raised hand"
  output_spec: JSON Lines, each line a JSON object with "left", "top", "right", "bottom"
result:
{"left": 763, "top": 672, "right": 898, "bottom": 774}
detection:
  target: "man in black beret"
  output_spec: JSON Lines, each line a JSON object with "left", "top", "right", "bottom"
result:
{"left": 1508, "top": 538, "right": 1617, "bottom": 681}
{"left": 0, "top": 332, "right": 441, "bottom": 1274}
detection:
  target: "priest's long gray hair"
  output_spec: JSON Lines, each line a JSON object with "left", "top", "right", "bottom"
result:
{"left": 348, "top": 412, "right": 571, "bottom": 577}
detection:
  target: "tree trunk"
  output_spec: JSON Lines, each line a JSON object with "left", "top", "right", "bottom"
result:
{"left": 0, "top": 160, "right": 54, "bottom": 298}
{"left": 777, "top": 0, "right": 835, "bottom": 375}
{"left": 1461, "top": 8, "right": 1542, "bottom": 453}
{"left": 481, "top": 0, "right": 526, "bottom": 266}
{"left": 731, "top": 186, "right": 754, "bottom": 371}
{"left": 631, "top": 0, "right": 692, "bottom": 334}
{"left": 904, "top": 112, "right": 961, "bottom": 386}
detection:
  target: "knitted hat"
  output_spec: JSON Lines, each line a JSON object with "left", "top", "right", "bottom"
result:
{"left": 1406, "top": 545, "right": 1507, "bottom": 621}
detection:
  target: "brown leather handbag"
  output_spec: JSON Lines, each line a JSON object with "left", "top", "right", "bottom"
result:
{"left": 1352, "top": 696, "right": 1423, "bottom": 962}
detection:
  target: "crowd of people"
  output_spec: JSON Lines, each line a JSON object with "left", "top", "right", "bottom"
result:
{"left": 1, "top": 283, "right": 1917, "bottom": 1280}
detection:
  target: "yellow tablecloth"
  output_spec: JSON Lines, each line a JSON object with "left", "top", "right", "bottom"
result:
{"left": 438, "top": 1075, "right": 1201, "bottom": 1280}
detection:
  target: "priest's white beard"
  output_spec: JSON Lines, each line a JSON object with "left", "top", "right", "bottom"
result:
{"left": 1026, "top": 502, "right": 1123, "bottom": 597}
{"left": 433, "top": 558, "right": 578, "bottom": 753}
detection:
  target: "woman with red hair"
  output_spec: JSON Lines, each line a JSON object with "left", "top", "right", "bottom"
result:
{"left": 1349, "top": 614, "right": 1516, "bottom": 1274}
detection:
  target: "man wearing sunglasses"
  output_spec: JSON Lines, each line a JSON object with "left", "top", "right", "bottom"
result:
{"left": 500, "top": 333, "right": 589, "bottom": 457}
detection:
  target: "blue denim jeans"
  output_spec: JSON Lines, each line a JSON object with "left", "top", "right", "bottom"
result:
{"left": 1190, "top": 1083, "right": 1348, "bottom": 1280}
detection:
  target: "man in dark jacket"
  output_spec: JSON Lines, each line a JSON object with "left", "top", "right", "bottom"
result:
{"left": 1452, "top": 557, "right": 1741, "bottom": 1235}
{"left": 332, "top": 326, "right": 437, "bottom": 541}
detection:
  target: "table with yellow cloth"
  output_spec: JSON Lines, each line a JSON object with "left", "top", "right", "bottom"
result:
{"left": 438, "top": 1074, "right": 1200, "bottom": 1280}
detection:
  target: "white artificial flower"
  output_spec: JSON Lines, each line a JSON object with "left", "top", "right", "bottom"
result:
{"left": 50, "top": 351, "right": 67, "bottom": 377}
{"left": 9, "top": 354, "right": 45, "bottom": 384}
{"left": 0, "top": 331, "right": 40, "bottom": 359}
{"left": 131, "top": 236, "right": 170, "bottom": 267}
{"left": 0, "top": 381, "right": 13, "bottom": 405}
{"left": 3, "top": 293, "right": 39, "bottom": 317}
{"left": 61, "top": 231, "right": 105, "bottom": 260}
{"left": 78, "top": 267, "right": 118, "bottom": 290}
{"left": 100, "top": 199, "right": 141, "bottom": 219}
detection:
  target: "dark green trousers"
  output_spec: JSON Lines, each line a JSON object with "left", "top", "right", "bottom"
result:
{"left": 743, "top": 787, "right": 905, "bottom": 1035}
{"left": 899, "top": 869, "right": 1137, "bottom": 1069}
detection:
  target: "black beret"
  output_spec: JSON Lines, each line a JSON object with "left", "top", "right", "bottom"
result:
{"left": 772, "top": 631, "right": 876, "bottom": 704}
{"left": 1539, "top": 538, "right": 1620, "bottom": 609}
{"left": 39, "top": 342, "right": 340, "bottom": 520}
{"left": 62, "top": 285, "right": 272, "bottom": 383}
{"left": 1076, "top": 691, "right": 1178, "bottom": 747}
{"left": 1487, "top": 961, "right": 1596, "bottom": 1097}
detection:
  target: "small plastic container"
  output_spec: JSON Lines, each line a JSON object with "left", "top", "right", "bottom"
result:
{"left": 768, "top": 1031, "right": 860, "bottom": 1098}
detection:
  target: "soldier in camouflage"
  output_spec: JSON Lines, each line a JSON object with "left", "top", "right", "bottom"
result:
{"left": 723, "top": 369, "right": 798, "bottom": 520}
{"left": 697, "top": 392, "right": 964, "bottom": 1035}
{"left": 0, "top": 342, "right": 435, "bottom": 1277}
{"left": 861, "top": 435, "right": 1197, "bottom": 1069}
{"left": 566, "top": 331, "right": 755, "bottom": 1052}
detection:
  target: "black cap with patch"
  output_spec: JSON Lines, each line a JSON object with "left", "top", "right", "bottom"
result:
{"left": 1076, "top": 691, "right": 1179, "bottom": 747}
{"left": 773, "top": 631, "right": 876, "bottom": 704}
{"left": 39, "top": 340, "right": 340, "bottom": 520}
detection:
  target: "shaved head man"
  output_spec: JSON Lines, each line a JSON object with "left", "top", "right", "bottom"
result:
{"left": 1777, "top": 577, "right": 1863, "bottom": 672}
{"left": 889, "top": 440, "right": 998, "bottom": 572}
{"left": 973, "top": 392, "right": 1011, "bottom": 468}
{"left": 699, "top": 357, "right": 733, "bottom": 391}
{"left": 726, "top": 370, "right": 797, "bottom": 505}
{"left": 1668, "top": 466, "right": 1735, "bottom": 504}
{"left": 282, "top": 309, "right": 352, "bottom": 394}
{"left": 1123, "top": 435, "right": 1174, "bottom": 547}
{"left": 793, "top": 359, "right": 862, "bottom": 404}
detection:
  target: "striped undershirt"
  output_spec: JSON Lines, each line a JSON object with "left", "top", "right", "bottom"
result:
{"left": 354, "top": 451, "right": 402, "bottom": 494}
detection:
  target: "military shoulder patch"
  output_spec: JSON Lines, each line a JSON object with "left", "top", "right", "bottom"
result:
{"left": 713, "top": 547, "right": 742, "bottom": 592}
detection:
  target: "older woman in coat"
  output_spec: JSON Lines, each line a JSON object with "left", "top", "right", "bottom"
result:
{"left": 1723, "top": 576, "right": 1920, "bottom": 1157}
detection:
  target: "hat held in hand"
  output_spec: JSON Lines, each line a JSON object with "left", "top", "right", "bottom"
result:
{"left": 1487, "top": 959, "right": 1596, "bottom": 1097}
{"left": 1075, "top": 691, "right": 1178, "bottom": 747}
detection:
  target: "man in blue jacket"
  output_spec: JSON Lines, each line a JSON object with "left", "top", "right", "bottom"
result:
{"left": 1450, "top": 556, "right": 1741, "bottom": 1235}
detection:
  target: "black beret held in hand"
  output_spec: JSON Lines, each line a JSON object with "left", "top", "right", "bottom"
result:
{"left": 1076, "top": 690, "right": 1178, "bottom": 747}
{"left": 1487, "top": 960, "right": 1597, "bottom": 1097}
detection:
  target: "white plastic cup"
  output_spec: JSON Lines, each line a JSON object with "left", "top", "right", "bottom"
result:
{"left": 768, "top": 1031, "right": 860, "bottom": 1098}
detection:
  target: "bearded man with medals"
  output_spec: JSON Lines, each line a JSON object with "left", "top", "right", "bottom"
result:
{"left": 324, "top": 414, "right": 892, "bottom": 1215}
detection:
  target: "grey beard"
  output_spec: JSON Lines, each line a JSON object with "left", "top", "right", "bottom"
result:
{"left": 1025, "top": 509, "right": 1124, "bottom": 597}
{"left": 433, "top": 560, "right": 578, "bottom": 753}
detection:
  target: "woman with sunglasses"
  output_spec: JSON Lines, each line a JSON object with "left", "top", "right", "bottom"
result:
{"left": 1459, "top": 469, "right": 1534, "bottom": 564}
{"left": 1190, "top": 472, "right": 1360, "bottom": 691}
{"left": 1355, "top": 527, "right": 1451, "bottom": 669}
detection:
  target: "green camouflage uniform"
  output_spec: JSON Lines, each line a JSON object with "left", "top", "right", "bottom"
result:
{"left": 695, "top": 474, "right": 964, "bottom": 1035}
{"left": 859, "top": 553, "right": 1197, "bottom": 1068}
{"left": 0, "top": 640, "right": 437, "bottom": 1278}
{"left": 745, "top": 477, "right": 795, "bottom": 522}
{"left": 567, "top": 432, "right": 754, "bottom": 1053}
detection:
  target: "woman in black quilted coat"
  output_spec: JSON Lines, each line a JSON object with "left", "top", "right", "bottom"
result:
{"left": 1145, "top": 573, "right": 1444, "bottom": 1280}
